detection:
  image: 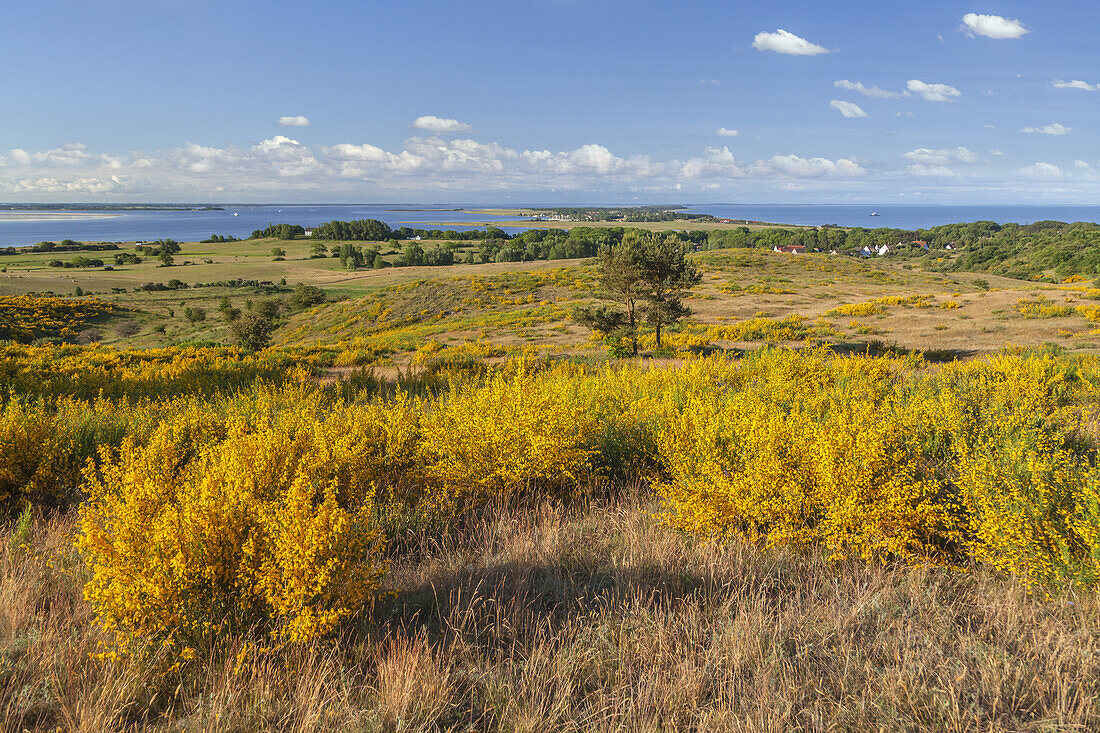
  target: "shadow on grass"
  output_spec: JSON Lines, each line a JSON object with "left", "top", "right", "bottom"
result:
{"left": 372, "top": 551, "right": 803, "bottom": 646}
{"left": 828, "top": 339, "right": 979, "bottom": 362}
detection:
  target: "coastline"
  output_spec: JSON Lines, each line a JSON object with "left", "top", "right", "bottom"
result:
{"left": 0, "top": 212, "right": 122, "bottom": 222}
{"left": 417, "top": 216, "right": 813, "bottom": 232}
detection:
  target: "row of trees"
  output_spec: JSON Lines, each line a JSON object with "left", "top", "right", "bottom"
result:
{"left": 250, "top": 224, "right": 305, "bottom": 240}
{"left": 48, "top": 257, "right": 104, "bottom": 269}
{"left": 308, "top": 219, "right": 507, "bottom": 242}
{"left": 242, "top": 216, "right": 1100, "bottom": 284}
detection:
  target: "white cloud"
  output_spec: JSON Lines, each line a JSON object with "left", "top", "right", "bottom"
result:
{"left": 1052, "top": 79, "right": 1098, "bottom": 91}
{"left": 253, "top": 135, "right": 301, "bottom": 154}
{"left": 679, "top": 146, "right": 740, "bottom": 179}
{"left": 0, "top": 134, "right": 873, "bottom": 199}
{"left": 411, "top": 116, "right": 472, "bottom": 133}
{"left": 0, "top": 142, "right": 128, "bottom": 172}
{"left": 829, "top": 100, "right": 868, "bottom": 118}
{"left": 277, "top": 115, "right": 311, "bottom": 127}
{"left": 989, "top": 149, "right": 1004, "bottom": 156}
{"left": 962, "top": 13, "right": 1028, "bottom": 39}
{"left": 700, "top": 79, "right": 722, "bottom": 85}
{"left": 679, "top": 148, "right": 865, "bottom": 180}
{"left": 1075, "top": 160, "right": 1092, "bottom": 169}
{"left": 1021, "top": 123, "right": 1072, "bottom": 135}
{"left": 1019, "top": 162, "right": 1063, "bottom": 178}
{"left": 907, "top": 79, "right": 962, "bottom": 102}
{"left": 756, "top": 154, "right": 865, "bottom": 178}
{"left": 906, "top": 164, "right": 960, "bottom": 178}
{"left": 4, "top": 176, "right": 125, "bottom": 194}
{"left": 716, "top": 127, "right": 739, "bottom": 137}
{"left": 902, "top": 147, "right": 978, "bottom": 165}
{"left": 833, "top": 79, "right": 903, "bottom": 99}
{"left": 751, "top": 29, "right": 830, "bottom": 55}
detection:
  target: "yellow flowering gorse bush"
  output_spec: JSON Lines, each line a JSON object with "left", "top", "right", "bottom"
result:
{"left": 3, "top": 341, "right": 1100, "bottom": 661}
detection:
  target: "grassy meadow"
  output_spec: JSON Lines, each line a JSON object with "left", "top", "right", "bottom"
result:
{"left": 4, "top": 231, "right": 1100, "bottom": 730}
{"left": 3, "top": 233, "right": 1100, "bottom": 360}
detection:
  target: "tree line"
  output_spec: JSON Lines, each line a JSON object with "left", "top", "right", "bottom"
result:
{"left": 248, "top": 216, "right": 1100, "bottom": 283}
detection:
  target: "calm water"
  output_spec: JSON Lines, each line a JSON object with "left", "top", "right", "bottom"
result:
{"left": 0, "top": 205, "right": 521, "bottom": 247}
{"left": 680, "top": 204, "right": 1100, "bottom": 230}
{"left": 2, "top": 203, "right": 1100, "bottom": 246}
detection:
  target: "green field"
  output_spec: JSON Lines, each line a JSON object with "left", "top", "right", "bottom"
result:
{"left": 1, "top": 233, "right": 1096, "bottom": 361}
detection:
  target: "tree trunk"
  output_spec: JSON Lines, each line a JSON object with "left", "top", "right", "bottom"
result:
{"left": 628, "top": 299, "right": 638, "bottom": 356}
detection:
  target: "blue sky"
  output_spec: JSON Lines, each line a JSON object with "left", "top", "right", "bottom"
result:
{"left": 1, "top": 0, "right": 1097, "bottom": 203}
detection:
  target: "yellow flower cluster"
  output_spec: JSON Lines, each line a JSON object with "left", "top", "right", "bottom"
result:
{"left": 0, "top": 294, "right": 115, "bottom": 342}
{"left": 1015, "top": 296, "right": 1076, "bottom": 319}
{"left": 0, "top": 342, "right": 313, "bottom": 400}
{"left": 652, "top": 349, "right": 1100, "bottom": 585}
{"left": 4, "top": 344, "right": 1099, "bottom": 660}
{"left": 828, "top": 302, "right": 883, "bottom": 317}
{"left": 706, "top": 315, "right": 842, "bottom": 342}
{"left": 826, "top": 294, "right": 942, "bottom": 318}
{"left": 422, "top": 362, "right": 595, "bottom": 512}
{"left": 71, "top": 363, "right": 599, "bottom": 655}
{"left": 76, "top": 385, "right": 408, "bottom": 653}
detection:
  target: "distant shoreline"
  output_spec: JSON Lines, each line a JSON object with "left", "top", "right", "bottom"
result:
{"left": 412, "top": 218, "right": 812, "bottom": 232}
{"left": 0, "top": 212, "right": 122, "bottom": 222}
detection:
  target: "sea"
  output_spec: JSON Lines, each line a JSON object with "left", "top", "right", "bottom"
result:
{"left": 1, "top": 203, "right": 1100, "bottom": 246}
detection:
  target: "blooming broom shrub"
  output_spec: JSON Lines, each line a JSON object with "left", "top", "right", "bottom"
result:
{"left": 422, "top": 360, "right": 597, "bottom": 513}
{"left": 76, "top": 389, "right": 399, "bottom": 656}
{"left": 920, "top": 355, "right": 1100, "bottom": 584}
{"left": 652, "top": 349, "right": 1100, "bottom": 585}
{"left": 16, "top": 345, "right": 1100, "bottom": 663}
{"left": 0, "top": 396, "right": 208, "bottom": 514}
{"left": 652, "top": 351, "right": 953, "bottom": 562}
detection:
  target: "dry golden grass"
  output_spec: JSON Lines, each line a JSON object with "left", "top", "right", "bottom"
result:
{"left": 5, "top": 490, "right": 1100, "bottom": 731}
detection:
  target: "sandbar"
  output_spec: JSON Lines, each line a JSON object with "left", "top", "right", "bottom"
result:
{"left": 0, "top": 212, "right": 122, "bottom": 222}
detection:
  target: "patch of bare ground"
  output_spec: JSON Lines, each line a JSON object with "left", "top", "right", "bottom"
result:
{"left": 5, "top": 493, "right": 1099, "bottom": 730}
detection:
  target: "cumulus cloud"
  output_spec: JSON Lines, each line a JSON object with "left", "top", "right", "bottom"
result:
{"left": 0, "top": 133, "right": 875, "bottom": 199}
{"left": 1, "top": 142, "right": 127, "bottom": 172}
{"left": 907, "top": 79, "right": 962, "bottom": 102}
{"left": 3, "top": 176, "right": 125, "bottom": 194}
{"left": 751, "top": 29, "right": 830, "bottom": 55}
{"left": 906, "top": 164, "right": 960, "bottom": 178}
{"left": 716, "top": 127, "right": 739, "bottom": 137}
{"left": 1075, "top": 160, "right": 1092, "bottom": 169}
{"left": 1019, "top": 162, "right": 1063, "bottom": 178}
{"left": 411, "top": 116, "right": 472, "bottom": 133}
{"left": 962, "top": 13, "right": 1028, "bottom": 39}
{"left": 277, "top": 115, "right": 311, "bottom": 127}
{"left": 679, "top": 147, "right": 867, "bottom": 180}
{"left": 762, "top": 154, "right": 864, "bottom": 177}
{"left": 829, "top": 100, "right": 868, "bottom": 118}
{"left": 679, "top": 146, "right": 741, "bottom": 179}
{"left": 902, "top": 147, "right": 978, "bottom": 165}
{"left": 1052, "top": 79, "right": 1098, "bottom": 90}
{"left": 833, "top": 80, "right": 903, "bottom": 99}
{"left": 989, "top": 149, "right": 1004, "bottom": 156}
{"left": 1021, "top": 123, "right": 1072, "bottom": 135}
